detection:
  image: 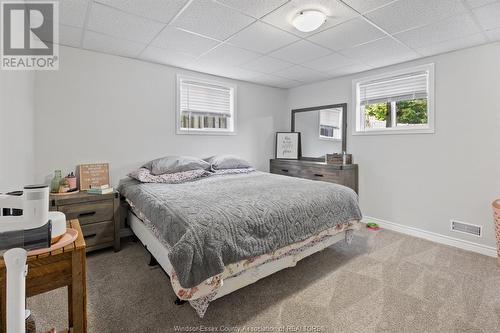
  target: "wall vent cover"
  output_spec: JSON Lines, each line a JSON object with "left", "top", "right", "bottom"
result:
{"left": 451, "top": 219, "right": 481, "bottom": 237}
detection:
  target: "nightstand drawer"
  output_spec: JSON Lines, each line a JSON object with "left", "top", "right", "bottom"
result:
{"left": 81, "top": 220, "right": 114, "bottom": 249}
{"left": 58, "top": 201, "right": 113, "bottom": 225}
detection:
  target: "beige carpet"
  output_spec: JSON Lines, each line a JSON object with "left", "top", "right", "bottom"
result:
{"left": 28, "top": 228, "right": 500, "bottom": 332}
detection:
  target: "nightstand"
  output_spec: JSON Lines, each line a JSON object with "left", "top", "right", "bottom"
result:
{"left": 49, "top": 191, "right": 120, "bottom": 252}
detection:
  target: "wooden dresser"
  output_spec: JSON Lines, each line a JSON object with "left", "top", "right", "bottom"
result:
{"left": 270, "top": 159, "right": 358, "bottom": 193}
{"left": 50, "top": 192, "right": 120, "bottom": 252}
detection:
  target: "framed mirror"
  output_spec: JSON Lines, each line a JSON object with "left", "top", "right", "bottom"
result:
{"left": 291, "top": 103, "right": 347, "bottom": 159}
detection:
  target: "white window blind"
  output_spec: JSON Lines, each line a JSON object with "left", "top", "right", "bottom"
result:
{"left": 180, "top": 80, "right": 232, "bottom": 116}
{"left": 358, "top": 71, "right": 428, "bottom": 106}
{"left": 319, "top": 109, "right": 340, "bottom": 128}
{"left": 177, "top": 75, "right": 236, "bottom": 134}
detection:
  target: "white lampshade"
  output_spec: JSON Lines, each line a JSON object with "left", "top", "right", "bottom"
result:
{"left": 292, "top": 10, "right": 326, "bottom": 32}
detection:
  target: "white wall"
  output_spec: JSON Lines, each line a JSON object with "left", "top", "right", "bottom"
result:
{"left": 34, "top": 46, "right": 287, "bottom": 186}
{"left": 0, "top": 71, "right": 35, "bottom": 192}
{"left": 287, "top": 42, "right": 500, "bottom": 250}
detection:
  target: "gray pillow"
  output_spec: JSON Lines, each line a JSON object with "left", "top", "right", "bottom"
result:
{"left": 204, "top": 155, "right": 252, "bottom": 170}
{"left": 143, "top": 156, "right": 210, "bottom": 175}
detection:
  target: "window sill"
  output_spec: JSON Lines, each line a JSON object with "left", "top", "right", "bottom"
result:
{"left": 352, "top": 128, "right": 435, "bottom": 136}
{"left": 176, "top": 129, "right": 237, "bottom": 136}
{"left": 319, "top": 137, "right": 342, "bottom": 141}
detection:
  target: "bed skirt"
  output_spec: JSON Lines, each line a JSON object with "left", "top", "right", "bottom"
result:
{"left": 129, "top": 211, "right": 359, "bottom": 317}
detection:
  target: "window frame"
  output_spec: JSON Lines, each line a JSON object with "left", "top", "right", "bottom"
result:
{"left": 176, "top": 74, "right": 237, "bottom": 136}
{"left": 352, "top": 63, "right": 435, "bottom": 136}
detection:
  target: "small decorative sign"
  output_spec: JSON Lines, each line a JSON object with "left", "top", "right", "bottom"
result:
{"left": 78, "top": 163, "right": 110, "bottom": 191}
{"left": 275, "top": 132, "right": 300, "bottom": 159}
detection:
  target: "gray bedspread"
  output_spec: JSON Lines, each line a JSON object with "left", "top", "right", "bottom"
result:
{"left": 118, "top": 172, "right": 362, "bottom": 288}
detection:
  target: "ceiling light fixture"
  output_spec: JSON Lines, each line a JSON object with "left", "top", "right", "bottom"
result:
{"left": 292, "top": 10, "right": 326, "bottom": 32}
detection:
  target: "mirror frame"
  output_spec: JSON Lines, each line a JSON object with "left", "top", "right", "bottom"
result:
{"left": 291, "top": 103, "right": 348, "bottom": 158}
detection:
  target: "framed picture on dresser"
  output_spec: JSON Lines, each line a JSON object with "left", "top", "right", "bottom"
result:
{"left": 275, "top": 132, "right": 301, "bottom": 159}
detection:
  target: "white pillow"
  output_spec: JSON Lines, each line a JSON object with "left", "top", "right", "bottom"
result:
{"left": 142, "top": 156, "right": 210, "bottom": 175}
{"left": 204, "top": 155, "right": 252, "bottom": 170}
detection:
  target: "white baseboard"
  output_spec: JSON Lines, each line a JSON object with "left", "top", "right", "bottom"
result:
{"left": 362, "top": 216, "right": 498, "bottom": 258}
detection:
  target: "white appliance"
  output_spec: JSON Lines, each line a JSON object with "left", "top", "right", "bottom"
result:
{"left": 0, "top": 185, "right": 66, "bottom": 333}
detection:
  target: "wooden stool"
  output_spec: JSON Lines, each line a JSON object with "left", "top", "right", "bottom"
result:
{"left": 0, "top": 220, "right": 87, "bottom": 333}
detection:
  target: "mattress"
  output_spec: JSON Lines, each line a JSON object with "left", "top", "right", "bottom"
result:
{"left": 128, "top": 204, "right": 360, "bottom": 302}
{"left": 119, "top": 171, "right": 362, "bottom": 288}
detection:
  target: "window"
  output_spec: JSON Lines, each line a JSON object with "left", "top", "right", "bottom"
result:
{"left": 319, "top": 109, "right": 342, "bottom": 140}
{"left": 177, "top": 75, "right": 236, "bottom": 134}
{"left": 353, "top": 64, "right": 434, "bottom": 134}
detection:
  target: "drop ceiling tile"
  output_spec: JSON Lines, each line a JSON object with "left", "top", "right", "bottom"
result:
{"left": 395, "top": 14, "right": 481, "bottom": 49}
{"left": 325, "top": 63, "right": 373, "bottom": 77}
{"left": 339, "top": 37, "right": 419, "bottom": 68}
{"left": 61, "top": 0, "right": 90, "bottom": 27}
{"left": 365, "top": 0, "right": 468, "bottom": 34}
{"left": 473, "top": 1, "right": 500, "bottom": 30}
{"left": 32, "top": 0, "right": 89, "bottom": 28}
{"left": 59, "top": 25, "right": 83, "bottom": 48}
{"left": 228, "top": 21, "right": 299, "bottom": 53}
{"left": 215, "top": 0, "right": 289, "bottom": 18}
{"left": 211, "top": 66, "right": 262, "bottom": 81}
{"left": 274, "top": 65, "right": 329, "bottom": 82}
{"left": 172, "top": 0, "right": 255, "bottom": 40}
{"left": 87, "top": 3, "right": 165, "bottom": 43}
{"left": 486, "top": 27, "right": 500, "bottom": 40}
{"left": 183, "top": 62, "right": 260, "bottom": 82}
{"left": 94, "top": 0, "right": 189, "bottom": 23}
{"left": 268, "top": 40, "right": 331, "bottom": 64}
{"left": 253, "top": 74, "right": 302, "bottom": 88}
{"left": 140, "top": 46, "right": 197, "bottom": 68}
{"left": 465, "top": 0, "right": 499, "bottom": 8}
{"left": 416, "top": 33, "right": 487, "bottom": 56}
{"left": 341, "top": 0, "right": 397, "bottom": 13}
{"left": 197, "top": 44, "right": 261, "bottom": 67}
{"left": 240, "top": 56, "right": 294, "bottom": 73}
{"left": 308, "top": 17, "right": 385, "bottom": 51}
{"left": 83, "top": 30, "right": 146, "bottom": 57}
{"left": 301, "top": 52, "right": 355, "bottom": 71}
{"left": 261, "top": 0, "right": 358, "bottom": 37}
{"left": 151, "top": 27, "right": 220, "bottom": 57}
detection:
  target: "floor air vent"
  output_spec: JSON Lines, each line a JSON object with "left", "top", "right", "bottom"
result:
{"left": 451, "top": 219, "right": 481, "bottom": 237}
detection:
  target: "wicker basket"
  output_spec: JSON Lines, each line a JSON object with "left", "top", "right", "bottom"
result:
{"left": 493, "top": 199, "right": 500, "bottom": 265}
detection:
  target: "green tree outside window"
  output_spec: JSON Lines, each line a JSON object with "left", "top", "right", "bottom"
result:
{"left": 364, "top": 99, "right": 428, "bottom": 127}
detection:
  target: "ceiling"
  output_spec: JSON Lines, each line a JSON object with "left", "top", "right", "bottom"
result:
{"left": 44, "top": 0, "right": 500, "bottom": 88}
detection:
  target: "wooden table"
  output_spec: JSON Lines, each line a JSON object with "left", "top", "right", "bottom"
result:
{"left": 0, "top": 220, "right": 87, "bottom": 333}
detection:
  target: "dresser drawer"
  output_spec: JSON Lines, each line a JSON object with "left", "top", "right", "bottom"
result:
{"left": 270, "top": 161, "right": 303, "bottom": 177}
{"left": 300, "top": 165, "right": 342, "bottom": 183}
{"left": 270, "top": 159, "right": 359, "bottom": 193}
{"left": 58, "top": 201, "right": 113, "bottom": 225}
{"left": 81, "top": 220, "right": 114, "bottom": 250}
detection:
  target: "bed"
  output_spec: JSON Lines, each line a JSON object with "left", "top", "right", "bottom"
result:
{"left": 118, "top": 170, "right": 362, "bottom": 317}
